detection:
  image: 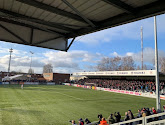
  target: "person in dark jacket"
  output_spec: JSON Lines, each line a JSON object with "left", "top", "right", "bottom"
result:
{"left": 124, "top": 112, "right": 129, "bottom": 125}
{"left": 84, "top": 118, "right": 91, "bottom": 124}
{"left": 137, "top": 110, "right": 142, "bottom": 118}
{"left": 78, "top": 118, "right": 84, "bottom": 125}
{"left": 98, "top": 114, "right": 103, "bottom": 124}
{"left": 128, "top": 110, "right": 134, "bottom": 125}
{"left": 124, "top": 112, "right": 129, "bottom": 121}
{"left": 128, "top": 110, "right": 134, "bottom": 120}
{"left": 137, "top": 110, "right": 142, "bottom": 124}
{"left": 114, "top": 112, "right": 121, "bottom": 122}
{"left": 107, "top": 114, "right": 115, "bottom": 124}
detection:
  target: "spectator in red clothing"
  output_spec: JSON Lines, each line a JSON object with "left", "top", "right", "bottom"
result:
{"left": 78, "top": 118, "right": 84, "bottom": 125}
{"left": 99, "top": 118, "right": 108, "bottom": 125}
{"left": 163, "top": 105, "right": 165, "bottom": 112}
{"left": 152, "top": 107, "right": 157, "bottom": 114}
{"left": 152, "top": 107, "right": 158, "bottom": 121}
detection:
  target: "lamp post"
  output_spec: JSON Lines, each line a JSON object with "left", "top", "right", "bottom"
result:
{"left": 8, "top": 48, "right": 13, "bottom": 76}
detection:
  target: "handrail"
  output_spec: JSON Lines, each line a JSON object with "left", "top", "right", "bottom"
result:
{"left": 145, "top": 112, "right": 165, "bottom": 119}
{"left": 147, "top": 119, "right": 165, "bottom": 124}
{"left": 118, "top": 117, "right": 143, "bottom": 124}
{"left": 110, "top": 112, "right": 165, "bottom": 125}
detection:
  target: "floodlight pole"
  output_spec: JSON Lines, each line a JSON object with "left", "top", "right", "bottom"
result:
{"left": 154, "top": 16, "right": 161, "bottom": 111}
{"left": 8, "top": 48, "right": 13, "bottom": 76}
{"left": 141, "top": 26, "right": 143, "bottom": 70}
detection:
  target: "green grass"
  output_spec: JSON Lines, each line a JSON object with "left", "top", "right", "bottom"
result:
{"left": 0, "top": 85, "right": 164, "bottom": 125}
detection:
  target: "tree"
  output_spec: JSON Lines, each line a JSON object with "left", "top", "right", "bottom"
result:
{"left": 97, "top": 56, "right": 135, "bottom": 71}
{"left": 121, "top": 56, "right": 135, "bottom": 70}
{"left": 110, "top": 56, "right": 122, "bottom": 71}
{"left": 153, "top": 57, "right": 165, "bottom": 73}
{"left": 97, "top": 57, "right": 111, "bottom": 71}
{"left": 137, "top": 65, "right": 141, "bottom": 70}
{"left": 160, "top": 57, "right": 165, "bottom": 73}
{"left": 43, "top": 64, "right": 53, "bottom": 73}
{"left": 28, "top": 68, "right": 34, "bottom": 74}
{"left": 143, "top": 64, "right": 147, "bottom": 70}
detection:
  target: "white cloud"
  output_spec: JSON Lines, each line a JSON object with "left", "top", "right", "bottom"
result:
{"left": 0, "top": 48, "right": 44, "bottom": 73}
{"left": 110, "top": 47, "right": 165, "bottom": 64}
{"left": 111, "top": 52, "right": 120, "bottom": 57}
{"left": 75, "top": 14, "right": 165, "bottom": 45}
{"left": 0, "top": 47, "right": 104, "bottom": 73}
{"left": 42, "top": 50, "right": 103, "bottom": 70}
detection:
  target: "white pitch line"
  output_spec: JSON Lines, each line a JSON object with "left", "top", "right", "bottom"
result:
{"left": 53, "top": 91, "right": 83, "bottom": 100}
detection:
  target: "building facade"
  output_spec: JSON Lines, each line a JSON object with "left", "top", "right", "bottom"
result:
{"left": 43, "top": 73, "right": 70, "bottom": 84}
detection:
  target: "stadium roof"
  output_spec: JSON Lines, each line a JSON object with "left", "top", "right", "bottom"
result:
{"left": 73, "top": 70, "right": 157, "bottom": 77}
{"left": 2, "top": 74, "right": 23, "bottom": 81}
{"left": 0, "top": 0, "right": 165, "bottom": 51}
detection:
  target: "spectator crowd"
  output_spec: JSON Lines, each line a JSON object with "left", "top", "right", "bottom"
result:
{"left": 74, "top": 79, "right": 165, "bottom": 93}
{"left": 70, "top": 106, "right": 164, "bottom": 125}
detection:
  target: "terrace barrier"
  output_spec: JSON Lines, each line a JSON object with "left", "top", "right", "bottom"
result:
{"left": 84, "top": 112, "right": 165, "bottom": 125}
{"left": 64, "top": 83, "right": 165, "bottom": 100}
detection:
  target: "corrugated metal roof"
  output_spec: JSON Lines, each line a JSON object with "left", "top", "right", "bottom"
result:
{"left": 121, "top": 0, "right": 158, "bottom": 8}
{"left": 0, "top": 0, "right": 164, "bottom": 51}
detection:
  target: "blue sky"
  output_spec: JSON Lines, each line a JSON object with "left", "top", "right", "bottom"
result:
{"left": 0, "top": 14, "right": 165, "bottom": 74}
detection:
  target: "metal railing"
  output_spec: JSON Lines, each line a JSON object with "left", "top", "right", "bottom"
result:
{"left": 85, "top": 112, "right": 165, "bottom": 125}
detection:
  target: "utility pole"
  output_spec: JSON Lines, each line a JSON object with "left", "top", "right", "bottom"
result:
{"left": 8, "top": 48, "right": 13, "bottom": 76}
{"left": 141, "top": 26, "right": 143, "bottom": 70}
{"left": 154, "top": 16, "right": 161, "bottom": 111}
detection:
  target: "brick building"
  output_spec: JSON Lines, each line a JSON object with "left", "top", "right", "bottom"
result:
{"left": 43, "top": 73, "right": 70, "bottom": 84}
{"left": 0, "top": 71, "right": 70, "bottom": 83}
{"left": 0, "top": 71, "right": 43, "bottom": 82}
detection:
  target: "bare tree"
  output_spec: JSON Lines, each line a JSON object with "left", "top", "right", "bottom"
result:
{"left": 18, "top": 69, "right": 23, "bottom": 73}
{"left": 97, "top": 56, "right": 135, "bottom": 71}
{"left": 28, "top": 68, "right": 34, "bottom": 74}
{"left": 110, "top": 56, "right": 122, "bottom": 71}
{"left": 121, "top": 56, "right": 135, "bottom": 70}
{"left": 97, "top": 57, "right": 110, "bottom": 71}
{"left": 160, "top": 57, "right": 165, "bottom": 73}
{"left": 43, "top": 64, "right": 53, "bottom": 73}
{"left": 143, "top": 64, "right": 147, "bottom": 70}
{"left": 136, "top": 65, "right": 141, "bottom": 70}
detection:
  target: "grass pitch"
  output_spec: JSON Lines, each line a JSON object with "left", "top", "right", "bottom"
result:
{"left": 0, "top": 85, "right": 164, "bottom": 125}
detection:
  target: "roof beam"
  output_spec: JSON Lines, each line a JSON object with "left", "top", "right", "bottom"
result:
{"left": 66, "top": 37, "right": 75, "bottom": 51}
{"left": 0, "top": 17, "right": 65, "bottom": 36}
{"left": 16, "top": 0, "right": 88, "bottom": 24}
{"left": 30, "top": 28, "right": 33, "bottom": 44}
{"left": 61, "top": 0, "right": 95, "bottom": 27}
{"left": 0, "top": 9, "right": 75, "bottom": 33}
{"left": 0, "top": 24, "right": 28, "bottom": 44}
{"left": 102, "top": 0, "right": 135, "bottom": 14}
{"left": 67, "top": 0, "right": 165, "bottom": 38}
{"left": 35, "top": 36, "right": 62, "bottom": 45}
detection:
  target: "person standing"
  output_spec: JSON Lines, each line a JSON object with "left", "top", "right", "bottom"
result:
{"left": 114, "top": 112, "right": 121, "bottom": 123}
{"left": 128, "top": 110, "right": 134, "bottom": 120}
{"left": 124, "top": 112, "right": 129, "bottom": 125}
{"left": 99, "top": 118, "right": 108, "bottom": 125}
{"left": 107, "top": 114, "right": 115, "bottom": 124}
{"left": 21, "top": 84, "right": 23, "bottom": 89}
{"left": 72, "top": 120, "right": 77, "bottom": 125}
{"left": 128, "top": 110, "right": 134, "bottom": 125}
